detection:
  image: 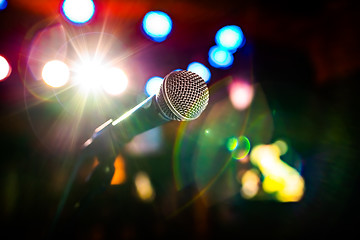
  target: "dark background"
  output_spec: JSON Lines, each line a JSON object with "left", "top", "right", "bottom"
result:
{"left": 0, "top": 0, "right": 359, "bottom": 239}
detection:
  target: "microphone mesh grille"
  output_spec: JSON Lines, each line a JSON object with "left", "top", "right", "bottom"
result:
{"left": 156, "top": 70, "right": 209, "bottom": 121}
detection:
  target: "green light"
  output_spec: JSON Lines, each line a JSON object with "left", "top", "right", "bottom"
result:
{"left": 232, "top": 136, "right": 250, "bottom": 159}
{"left": 226, "top": 137, "right": 238, "bottom": 151}
{"left": 204, "top": 129, "right": 210, "bottom": 135}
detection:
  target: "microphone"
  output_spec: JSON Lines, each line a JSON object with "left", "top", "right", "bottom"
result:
{"left": 81, "top": 70, "right": 209, "bottom": 156}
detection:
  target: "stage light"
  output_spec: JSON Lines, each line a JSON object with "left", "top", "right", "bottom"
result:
{"left": 0, "top": 55, "right": 11, "bottom": 81}
{"left": 208, "top": 45, "right": 234, "bottom": 68}
{"left": 102, "top": 67, "right": 128, "bottom": 96}
{"left": 228, "top": 80, "right": 254, "bottom": 110}
{"left": 0, "top": 0, "right": 8, "bottom": 10}
{"left": 187, "top": 62, "right": 211, "bottom": 83}
{"left": 74, "top": 59, "right": 105, "bottom": 93}
{"left": 215, "top": 25, "right": 245, "bottom": 52}
{"left": 41, "top": 60, "right": 70, "bottom": 88}
{"left": 142, "top": 11, "right": 172, "bottom": 42}
{"left": 145, "top": 76, "right": 163, "bottom": 96}
{"left": 62, "top": 0, "right": 95, "bottom": 24}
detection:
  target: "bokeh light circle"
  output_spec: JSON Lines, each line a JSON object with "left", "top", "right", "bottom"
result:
{"left": 187, "top": 62, "right": 211, "bottom": 83}
{"left": 0, "top": 55, "right": 11, "bottom": 81}
{"left": 228, "top": 80, "right": 254, "bottom": 110}
{"left": 208, "top": 45, "right": 234, "bottom": 68}
{"left": 62, "top": 0, "right": 95, "bottom": 24}
{"left": 41, "top": 60, "right": 70, "bottom": 88}
{"left": 145, "top": 76, "right": 163, "bottom": 96}
{"left": 0, "top": 0, "right": 8, "bottom": 10}
{"left": 215, "top": 25, "right": 245, "bottom": 52}
{"left": 142, "top": 11, "right": 172, "bottom": 42}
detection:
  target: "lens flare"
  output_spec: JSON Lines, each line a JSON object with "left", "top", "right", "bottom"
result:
{"left": 232, "top": 136, "right": 251, "bottom": 160}
{"left": 0, "top": 55, "right": 11, "bottom": 81}
{"left": 226, "top": 137, "right": 238, "bottom": 151}
{"left": 62, "top": 0, "right": 95, "bottom": 24}
{"left": 42, "top": 60, "right": 70, "bottom": 88}
{"left": 74, "top": 59, "right": 105, "bottom": 93}
{"left": 142, "top": 11, "right": 172, "bottom": 42}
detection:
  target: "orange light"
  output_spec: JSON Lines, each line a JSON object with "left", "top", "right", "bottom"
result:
{"left": 110, "top": 155, "right": 126, "bottom": 185}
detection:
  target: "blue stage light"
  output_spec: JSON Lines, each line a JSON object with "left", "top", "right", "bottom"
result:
{"left": 215, "top": 25, "right": 245, "bottom": 52}
{"left": 142, "top": 11, "right": 172, "bottom": 42}
{"left": 145, "top": 76, "right": 163, "bottom": 96}
{"left": 62, "top": 0, "right": 95, "bottom": 24}
{"left": 0, "top": 0, "right": 7, "bottom": 10}
{"left": 208, "top": 46, "right": 234, "bottom": 68}
{"left": 187, "top": 62, "right": 211, "bottom": 83}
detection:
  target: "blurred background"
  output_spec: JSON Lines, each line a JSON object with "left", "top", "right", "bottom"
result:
{"left": 0, "top": 0, "right": 359, "bottom": 239}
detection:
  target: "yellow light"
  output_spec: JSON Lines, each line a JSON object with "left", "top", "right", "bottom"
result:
{"left": 262, "top": 175, "right": 285, "bottom": 193}
{"left": 41, "top": 60, "right": 70, "bottom": 88}
{"left": 276, "top": 175, "right": 305, "bottom": 202}
{"left": 102, "top": 67, "right": 128, "bottom": 95}
{"left": 250, "top": 144, "right": 305, "bottom": 202}
{"left": 240, "top": 169, "right": 260, "bottom": 199}
{"left": 135, "top": 172, "right": 155, "bottom": 202}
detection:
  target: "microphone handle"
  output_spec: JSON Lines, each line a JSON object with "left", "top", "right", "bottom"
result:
{"left": 82, "top": 95, "right": 169, "bottom": 156}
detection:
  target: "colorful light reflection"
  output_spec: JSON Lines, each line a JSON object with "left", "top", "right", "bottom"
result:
{"left": 231, "top": 136, "right": 251, "bottom": 160}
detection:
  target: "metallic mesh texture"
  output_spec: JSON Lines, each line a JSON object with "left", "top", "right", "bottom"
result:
{"left": 156, "top": 70, "right": 209, "bottom": 121}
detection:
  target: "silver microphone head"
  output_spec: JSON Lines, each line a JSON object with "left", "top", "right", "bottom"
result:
{"left": 156, "top": 70, "right": 209, "bottom": 121}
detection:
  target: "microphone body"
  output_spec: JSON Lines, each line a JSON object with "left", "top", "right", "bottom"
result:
{"left": 81, "top": 70, "right": 209, "bottom": 156}
{"left": 81, "top": 95, "right": 168, "bottom": 156}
